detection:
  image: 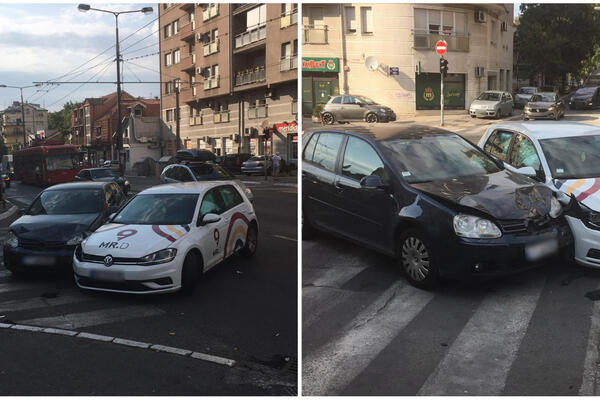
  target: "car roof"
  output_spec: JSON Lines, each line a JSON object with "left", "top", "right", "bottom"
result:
{"left": 81, "top": 167, "right": 112, "bottom": 171}
{"left": 481, "top": 90, "right": 506, "bottom": 94}
{"left": 139, "top": 180, "right": 237, "bottom": 195}
{"left": 487, "top": 121, "right": 600, "bottom": 140}
{"left": 308, "top": 124, "right": 459, "bottom": 142}
{"left": 534, "top": 92, "right": 557, "bottom": 95}
{"left": 46, "top": 181, "right": 110, "bottom": 191}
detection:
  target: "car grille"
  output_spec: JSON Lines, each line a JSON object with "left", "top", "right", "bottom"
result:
{"left": 497, "top": 217, "right": 553, "bottom": 234}
{"left": 18, "top": 238, "right": 67, "bottom": 250}
{"left": 76, "top": 275, "right": 173, "bottom": 291}
{"left": 81, "top": 252, "right": 140, "bottom": 264}
{"left": 532, "top": 108, "right": 548, "bottom": 112}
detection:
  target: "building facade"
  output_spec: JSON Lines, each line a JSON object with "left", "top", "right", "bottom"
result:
{"left": 159, "top": 3, "right": 298, "bottom": 164}
{"left": 0, "top": 102, "right": 48, "bottom": 149}
{"left": 302, "top": 3, "right": 515, "bottom": 117}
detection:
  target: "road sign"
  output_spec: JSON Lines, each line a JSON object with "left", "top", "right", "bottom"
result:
{"left": 435, "top": 40, "right": 447, "bottom": 55}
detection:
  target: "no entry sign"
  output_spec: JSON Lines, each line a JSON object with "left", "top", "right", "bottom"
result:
{"left": 435, "top": 40, "right": 447, "bottom": 55}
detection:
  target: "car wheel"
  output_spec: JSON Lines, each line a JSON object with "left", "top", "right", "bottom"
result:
{"left": 180, "top": 252, "right": 201, "bottom": 295}
{"left": 302, "top": 210, "right": 317, "bottom": 240}
{"left": 366, "top": 113, "right": 378, "bottom": 123}
{"left": 470, "top": 115, "right": 476, "bottom": 118}
{"left": 398, "top": 229, "right": 439, "bottom": 289}
{"left": 523, "top": 116, "right": 529, "bottom": 121}
{"left": 240, "top": 223, "right": 258, "bottom": 257}
{"left": 322, "top": 112, "right": 334, "bottom": 125}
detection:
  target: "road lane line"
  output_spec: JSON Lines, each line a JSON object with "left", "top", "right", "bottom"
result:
{"left": 417, "top": 277, "right": 545, "bottom": 396}
{"left": 113, "top": 337, "right": 151, "bottom": 349}
{"left": 272, "top": 234, "right": 297, "bottom": 242}
{"left": 303, "top": 282, "right": 434, "bottom": 395}
{"left": 42, "top": 327, "right": 78, "bottom": 336}
{"left": 580, "top": 298, "right": 600, "bottom": 395}
{"left": 77, "top": 332, "right": 114, "bottom": 342}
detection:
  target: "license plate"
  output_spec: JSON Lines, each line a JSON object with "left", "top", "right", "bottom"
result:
{"left": 90, "top": 269, "right": 124, "bottom": 281}
{"left": 525, "top": 239, "right": 559, "bottom": 261}
{"left": 22, "top": 256, "right": 56, "bottom": 266}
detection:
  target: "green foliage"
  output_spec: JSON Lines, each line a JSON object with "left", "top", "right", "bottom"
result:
{"left": 48, "top": 101, "right": 76, "bottom": 133}
{"left": 312, "top": 104, "right": 324, "bottom": 117}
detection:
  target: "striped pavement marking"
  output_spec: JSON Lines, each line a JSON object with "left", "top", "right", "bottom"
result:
{"left": 303, "top": 282, "right": 434, "bottom": 396}
{"left": 417, "top": 277, "right": 545, "bottom": 396}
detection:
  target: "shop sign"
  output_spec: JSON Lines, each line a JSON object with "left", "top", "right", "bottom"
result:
{"left": 274, "top": 122, "right": 298, "bottom": 135}
{"left": 302, "top": 57, "right": 339, "bottom": 72}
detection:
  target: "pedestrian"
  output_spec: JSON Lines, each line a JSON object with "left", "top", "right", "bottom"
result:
{"left": 272, "top": 152, "right": 282, "bottom": 179}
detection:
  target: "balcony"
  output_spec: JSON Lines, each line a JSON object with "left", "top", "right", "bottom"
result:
{"left": 189, "top": 115, "right": 203, "bottom": 126}
{"left": 280, "top": 9, "right": 298, "bottom": 28}
{"left": 180, "top": 54, "right": 196, "bottom": 71}
{"left": 413, "top": 30, "right": 469, "bottom": 52}
{"left": 202, "top": 4, "right": 218, "bottom": 21}
{"left": 213, "top": 111, "right": 230, "bottom": 123}
{"left": 203, "top": 39, "right": 219, "bottom": 56}
{"left": 303, "top": 25, "right": 328, "bottom": 44}
{"left": 280, "top": 56, "right": 298, "bottom": 72}
{"left": 248, "top": 105, "right": 267, "bottom": 119}
{"left": 203, "top": 76, "right": 219, "bottom": 90}
{"left": 235, "top": 66, "right": 266, "bottom": 87}
{"left": 235, "top": 25, "right": 266, "bottom": 49}
{"left": 180, "top": 22, "right": 195, "bottom": 41}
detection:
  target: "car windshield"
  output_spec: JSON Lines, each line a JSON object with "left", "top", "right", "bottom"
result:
{"left": 28, "top": 189, "right": 102, "bottom": 215}
{"left": 575, "top": 87, "right": 596, "bottom": 96}
{"left": 519, "top": 88, "right": 536, "bottom": 94}
{"left": 189, "top": 164, "right": 232, "bottom": 180}
{"left": 355, "top": 96, "right": 377, "bottom": 105}
{"left": 90, "top": 169, "right": 115, "bottom": 178}
{"left": 539, "top": 135, "right": 600, "bottom": 179}
{"left": 112, "top": 194, "right": 199, "bottom": 225}
{"left": 248, "top": 156, "right": 264, "bottom": 162}
{"left": 531, "top": 94, "right": 556, "bottom": 102}
{"left": 380, "top": 135, "right": 501, "bottom": 183}
{"left": 477, "top": 92, "right": 501, "bottom": 101}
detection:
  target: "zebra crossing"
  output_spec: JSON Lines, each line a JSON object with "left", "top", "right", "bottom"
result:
{"left": 302, "top": 236, "right": 600, "bottom": 396}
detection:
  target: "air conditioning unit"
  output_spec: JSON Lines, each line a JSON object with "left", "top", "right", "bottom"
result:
{"left": 474, "top": 10, "right": 486, "bottom": 23}
{"left": 501, "top": 21, "right": 508, "bottom": 32}
{"left": 475, "top": 66, "right": 485, "bottom": 77}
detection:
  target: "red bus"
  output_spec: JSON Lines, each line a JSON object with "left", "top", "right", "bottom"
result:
{"left": 14, "top": 145, "right": 83, "bottom": 186}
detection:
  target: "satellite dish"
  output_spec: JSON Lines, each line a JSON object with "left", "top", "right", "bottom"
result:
{"left": 365, "top": 56, "right": 379, "bottom": 71}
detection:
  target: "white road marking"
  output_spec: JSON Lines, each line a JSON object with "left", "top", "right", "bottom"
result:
{"left": 19, "top": 305, "right": 165, "bottom": 330}
{"left": 0, "top": 322, "right": 13, "bottom": 328}
{"left": 11, "top": 324, "right": 44, "bottom": 332}
{"left": 77, "top": 332, "right": 115, "bottom": 342}
{"left": 191, "top": 351, "right": 236, "bottom": 367}
{"left": 151, "top": 344, "right": 193, "bottom": 356}
{"left": 303, "top": 282, "right": 434, "bottom": 395}
{"left": 42, "top": 327, "right": 78, "bottom": 336}
{"left": 113, "top": 337, "right": 151, "bottom": 349}
{"left": 580, "top": 298, "right": 600, "bottom": 395}
{"left": 272, "top": 234, "right": 297, "bottom": 242}
{"left": 418, "top": 277, "right": 545, "bottom": 396}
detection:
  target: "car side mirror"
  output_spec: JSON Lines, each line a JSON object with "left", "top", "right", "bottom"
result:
{"left": 514, "top": 166, "right": 537, "bottom": 178}
{"left": 19, "top": 208, "right": 26, "bottom": 216}
{"left": 198, "top": 213, "right": 221, "bottom": 226}
{"left": 360, "top": 175, "right": 385, "bottom": 190}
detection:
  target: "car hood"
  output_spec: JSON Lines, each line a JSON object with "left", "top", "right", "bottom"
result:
{"left": 11, "top": 213, "right": 102, "bottom": 242}
{"left": 81, "top": 223, "right": 191, "bottom": 258}
{"left": 554, "top": 178, "right": 600, "bottom": 211}
{"left": 410, "top": 170, "right": 553, "bottom": 220}
{"left": 527, "top": 101, "right": 555, "bottom": 108}
{"left": 470, "top": 100, "right": 499, "bottom": 108}
{"left": 516, "top": 93, "right": 533, "bottom": 99}
{"left": 93, "top": 177, "right": 118, "bottom": 182}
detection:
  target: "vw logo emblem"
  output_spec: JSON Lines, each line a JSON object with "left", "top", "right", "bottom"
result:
{"left": 103, "top": 255, "right": 113, "bottom": 267}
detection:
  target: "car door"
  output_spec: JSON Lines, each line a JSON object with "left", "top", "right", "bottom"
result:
{"left": 333, "top": 135, "right": 396, "bottom": 251}
{"left": 341, "top": 96, "right": 362, "bottom": 120}
{"left": 482, "top": 130, "right": 515, "bottom": 164}
{"left": 197, "top": 187, "right": 228, "bottom": 269}
{"left": 76, "top": 169, "right": 91, "bottom": 181}
{"left": 326, "top": 96, "right": 343, "bottom": 120}
{"left": 508, "top": 133, "right": 545, "bottom": 181}
{"left": 217, "top": 184, "right": 248, "bottom": 259}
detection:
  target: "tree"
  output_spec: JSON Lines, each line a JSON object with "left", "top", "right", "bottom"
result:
{"left": 48, "top": 101, "right": 76, "bottom": 133}
{"left": 515, "top": 4, "right": 600, "bottom": 86}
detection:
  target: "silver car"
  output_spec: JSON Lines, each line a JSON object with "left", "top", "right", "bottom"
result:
{"left": 320, "top": 95, "right": 396, "bottom": 124}
{"left": 515, "top": 87, "right": 538, "bottom": 108}
{"left": 523, "top": 92, "right": 565, "bottom": 120}
{"left": 469, "top": 91, "right": 514, "bottom": 119}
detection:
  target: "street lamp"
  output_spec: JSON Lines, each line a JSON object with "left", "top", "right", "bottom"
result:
{"left": 0, "top": 83, "right": 42, "bottom": 147}
{"left": 77, "top": 4, "right": 153, "bottom": 176}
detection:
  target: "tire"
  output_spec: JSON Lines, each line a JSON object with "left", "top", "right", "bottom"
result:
{"left": 470, "top": 115, "right": 476, "bottom": 118}
{"left": 366, "top": 113, "right": 378, "bottom": 123}
{"left": 180, "top": 252, "right": 201, "bottom": 295}
{"left": 240, "top": 223, "right": 258, "bottom": 257}
{"left": 398, "top": 229, "right": 439, "bottom": 289}
{"left": 322, "top": 112, "right": 334, "bottom": 125}
{"left": 302, "top": 210, "right": 317, "bottom": 240}
{"left": 523, "top": 116, "right": 529, "bottom": 121}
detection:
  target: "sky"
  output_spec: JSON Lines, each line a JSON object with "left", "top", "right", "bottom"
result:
{"left": 0, "top": 3, "right": 159, "bottom": 112}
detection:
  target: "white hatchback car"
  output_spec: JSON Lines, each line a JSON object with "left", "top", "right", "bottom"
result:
{"left": 478, "top": 122, "right": 600, "bottom": 268}
{"left": 73, "top": 181, "right": 258, "bottom": 294}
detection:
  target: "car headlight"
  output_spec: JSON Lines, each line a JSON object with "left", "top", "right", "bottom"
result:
{"left": 138, "top": 248, "right": 177, "bottom": 266}
{"left": 244, "top": 186, "right": 253, "bottom": 198}
{"left": 549, "top": 196, "right": 562, "bottom": 218}
{"left": 548, "top": 106, "right": 555, "bottom": 111}
{"left": 124, "top": 180, "right": 130, "bottom": 186}
{"left": 378, "top": 108, "right": 387, "bottom": 113}
{"left": 453, "top": 214, "right": 502, "bottom": 239}
{"left": 4, "top": 231, "right": 17, "bottom": 248}
{"left": 580, "top": 203, "right": 600, "bottom": 230}
{"left": 524, "top": 106, "right": 531, "bottom": 111}
{"left": 66, "top": 231, "right": 91, "bottom": 246}
{"left": 75, "top": 244, "right": 83, "bottom": 261}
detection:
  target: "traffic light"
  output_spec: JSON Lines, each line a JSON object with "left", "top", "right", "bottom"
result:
{"left": 440, "top": 58, "right": 448, "bottom": 78}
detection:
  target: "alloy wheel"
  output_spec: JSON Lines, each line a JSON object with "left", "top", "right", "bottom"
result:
{"left": 401, "top": 236, "right": 430, "bottom": 282}
{"left": 322, "top": 113, "right": 334, "bottom": 125}
{"left": 366, "top": 113, "right": 378, "bottom": 123}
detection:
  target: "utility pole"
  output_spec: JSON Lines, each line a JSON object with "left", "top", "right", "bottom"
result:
{"left": 19, "top": 89, "right": 26, "bottom": 146}
{"left": 175, "top": 84, "right": 181, "bottom": 150}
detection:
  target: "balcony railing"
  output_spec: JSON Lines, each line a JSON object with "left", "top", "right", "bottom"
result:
{"left": 280, "top": 56, "right": 298, "bottom": 72}
{"left": 203, "top": 39, "right": 219, "bottom": 56}
{"left": 303, "top": 25, "right": 328, "bottom": 44}
{"left": 413, "top": 30, "right": 469, "bottom": 52}
{"left": 280, "top": 9, "right": 298, "bottom": 28}
{"left": 235, "top": 25, "right": 266, "bottom": 49}
{"left": 202, "top": 4, "right": 218, "bottom": 21}
{"left": 189, "top": 115, "right": 203, "bottom": 126}
{"left": 203, "top": 76, "right": 219, "bottom": 90}
{"left": 235, "top": 66, "right": 266, "bottom": 87}
{"left": 248, "top": 105, "right": 267, "bottom": 119}
{"left": 180, "top": 22, "right": 195, "bottom": 40}
{"left": 213, "top": 111, "right": 230, "bottom": 123}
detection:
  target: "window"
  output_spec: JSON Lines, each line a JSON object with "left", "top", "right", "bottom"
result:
{"left": 484, "top": 131, "right": 513, "bottom": 161}
{"left": 345, "top": 7, "right": 357, "bottom": 33}
{"left": 331, "top": 96, "right": 342, "bottom": 104}
{"left": 173, "top": 19, "right": 179, "bottom": 34}
{"left": 164, "top": 24, "right": 172, "bottom": 38}
{"left": 174, "top": 49, "right": 181, "bottom": 64}
{"left": 293, "top": 39, "right": 298, "bottom": 55}
{"left": 342, "top": 96, "right": 357, "bottom": 104}
{"left": 200, "top": 189, "right": 224, "bottom": 217}
{"left": 212, "top": 64, "right": 219, "bottom": 77}
{"left": 303, "top": 133, "right": 318, "bottom": 161}
{"left": 281, "top": 42, "right": 291, "bottom": 59}
{"left": 96, "top": 127, "right": 102, "bottom": 137}
{"left": 510, "top": 134, "right": 541, "bottom": 173}
{"left": 211, "top": 28, "right": 219, "bottom": 41}
{"left": 311, "top": 133, "right": 344, "bottom": 172}
{"left": 342, "top": 137, "right": 385, "bottom": 181}
{"left": 361, "top": 6, "right": 373, "bottom": 34}
{"left": 165, "top": 81, "right": 172, "bottom": 94}
{"left": 246, "top": 4, "right": 267, "bottom": 29}
{"left": 166, "top": 109, "right": 173, "bottom": 122}
{"left": 165, "top": 52, "right": 172, "bottom": 67}
{"left": 219, "top": 185, "right": 244, "bottom": 210}
{"left": 414, "top": 8, "right": 468, "bottom": 36}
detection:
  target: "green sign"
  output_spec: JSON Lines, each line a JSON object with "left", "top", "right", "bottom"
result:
{"left": 415, "top": 73, "right": 465, "bottom": 110}
{"left": 302, "top": 57, "right": 339, "bottom": 72}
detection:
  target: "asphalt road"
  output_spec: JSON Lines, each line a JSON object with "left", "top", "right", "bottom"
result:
{"left": 0, "top": 179, "right": 297, "bottom": 395}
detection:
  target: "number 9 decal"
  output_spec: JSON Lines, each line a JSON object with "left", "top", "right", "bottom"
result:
{"left": 117, "top": 229, "right": 137, "bottom": 241}
{"left": 213, "top": 229, "right": 220, "bottom": 245}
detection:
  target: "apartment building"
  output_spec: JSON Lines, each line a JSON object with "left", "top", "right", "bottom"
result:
{"left": 159, "top": 3, "right": 298, "bottom": 164}
{"left": 0, "top": 102, "right": 48, "bottom": 149}
{"left": 302, "top": 3, "right": 514, "bottom": 116}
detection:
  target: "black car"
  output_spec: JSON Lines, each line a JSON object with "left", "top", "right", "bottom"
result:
{"left": 3, "top": 181, "right": 126, "bottom": 273}
{"left": 569, "top": 86, "right": 600, "bottom": 109}
{"left": 220, "top": 153, "right": 253, "bottom": 174}
{"left": 302, "top": 126, "right": 571, "bottom": 288}
{"left": 75, "top": 168, "right": 131, "bottom": 195}
{"left": 175, "top": 149, "right": 217, "bottom": 163}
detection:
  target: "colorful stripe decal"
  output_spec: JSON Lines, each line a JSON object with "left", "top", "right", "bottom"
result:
{"left": 564, "top": 179, "right": 587, "bottom": 195}
{"left": 165, "top": 225, "right": 185, "bottom": 238}
{"left": 95, "top": 224, "right": 128, "bottom": 233}
{"left": 152, "top": 225, "right": 176, "bottom": 243}
{"left": 226, "top": 225, "right": 247, "bottom": 256}
{"left": 223, "top": 212, "right": 250, "bottom": 259}
{"left": 577, "top": 178, "right": 600, "bottom": 202}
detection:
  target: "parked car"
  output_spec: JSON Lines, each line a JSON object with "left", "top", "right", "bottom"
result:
{"left": 302, "top": 125, "right": 570, "bottom": 289}
{"left": 241, "top": 155, "right": 272, "bottom": 175}
{"left": 175, "top": 149, "right": 217, "bottom": 163}
{"left": 569, "top": 86, "right": 600, "bottom": 109}
{"left": 523, "top": 92, "right": 565, "bottom": 120}
{"left": 469, "top": 91, "right": 514, "bottom": 118}
{"left": 75, "top": 168, "right": 131, "bottom": 195}
{"left": 160, "top": 162, "right": 253, "bottom": 202}
{"left": 73, "top": 181, "right": 258, "bottom": 294}
{"left": 103, "top": 160, "right": 120, "bottom": 172}
{"left": 320, "top": 95, "right": 396, "bottom": 124}
{"left": 220, "top": 153, "right": 253, "bottom": 174}
{"left": 515, "top": 87, "right": 539, "bottom": 108}
{"left": 479, "top": 122, "right": 600, "bottom": 268}
{"left": 3, "top": 181, "right": 126, "bottom": 273}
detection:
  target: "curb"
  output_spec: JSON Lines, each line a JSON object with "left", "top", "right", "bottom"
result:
{"left": 0, "top": 202, "right": 18, "bottom": 221}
